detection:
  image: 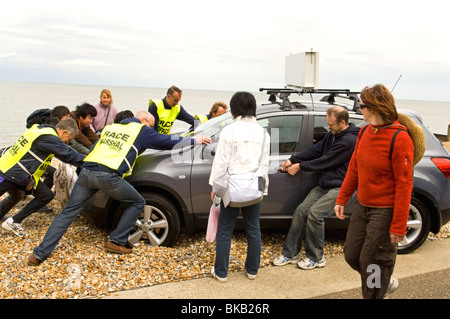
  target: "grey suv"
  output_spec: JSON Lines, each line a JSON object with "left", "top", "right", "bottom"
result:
{"left": 82, "top": 88, "right": 450, "bottom": 254}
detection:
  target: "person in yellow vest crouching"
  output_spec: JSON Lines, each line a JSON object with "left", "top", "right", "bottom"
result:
{"left": 0, "top": 118, "right": 86, "bottom": 237}
{"left": 195, "top": 101, "right": 229, "bottom": 124}
{"left": 30, "top": 110, "right": 211, "bottom": 265}
{"left": 148, "top": 85, "right": 196, "bottom": 134}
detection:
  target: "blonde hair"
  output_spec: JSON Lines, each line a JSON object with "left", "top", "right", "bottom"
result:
{"left": 100, "top": 89, "right": 113, "bottom": 104}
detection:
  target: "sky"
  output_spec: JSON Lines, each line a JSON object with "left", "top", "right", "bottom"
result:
{"left": 1, "top": 0, "right": 450, "bottom": 101}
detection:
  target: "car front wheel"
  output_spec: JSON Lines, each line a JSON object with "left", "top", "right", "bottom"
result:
{"left": 113, "top": 192, "right": 181, "bottom": 247}
{"left": 398, "top": 197, "right": 431, "bottom": 254}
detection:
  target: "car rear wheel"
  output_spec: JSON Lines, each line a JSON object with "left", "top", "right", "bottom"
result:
{"left": 398, "top": 197, "right": 431, "bottom": 254}
{"left": 113, "top": 192, "right": 181, "bottom": 247}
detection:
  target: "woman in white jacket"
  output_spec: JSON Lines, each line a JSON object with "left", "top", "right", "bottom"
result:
{"left": 209, "top": 91, "right": 270, "bottom": 282}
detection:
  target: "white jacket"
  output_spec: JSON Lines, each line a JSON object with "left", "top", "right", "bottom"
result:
{"left": 209, "top": 116, "right": 270, "bottom": 195}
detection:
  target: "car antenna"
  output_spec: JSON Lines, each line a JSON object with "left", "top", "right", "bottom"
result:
{"left": 391, "top": 74, "right": 402, "bottom": 93}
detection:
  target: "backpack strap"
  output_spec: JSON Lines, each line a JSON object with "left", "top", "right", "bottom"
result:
{"left": 389, "top": 129, "right": 403, "bottom": 160}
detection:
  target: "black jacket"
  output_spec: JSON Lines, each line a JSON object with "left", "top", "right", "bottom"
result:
{"left": 289, "top": 123, "right": 360, "bottom": 188}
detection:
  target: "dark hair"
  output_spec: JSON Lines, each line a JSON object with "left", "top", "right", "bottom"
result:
{"left": 114, "top": 110, "right": 134, "bottom": 123}
{"left": 167, "top": 85, "right": 182, "bottom": 96}
{"left": 327, "top": 106, "right": 349, "bottom": 125}
{"left": 360, "top": 84, "right": 398, "bottom": 124}
{"left": 45, "top": 117, "right": 61, "bottom": 126}
{"left": 50, "top": 105, "right": 70, "bottom": 120}
{"left": 229, "top": 91, "right": 256, "bottom": 118}
{"left": 75, "top": 103, "right": 97, "bottom": 119}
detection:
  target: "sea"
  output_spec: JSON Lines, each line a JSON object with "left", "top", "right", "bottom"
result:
{"left": 1, "top": 81, "right": 449, "bottom": 148}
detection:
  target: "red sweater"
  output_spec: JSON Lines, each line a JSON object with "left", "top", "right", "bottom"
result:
{"left": 336, "top": 122, "right": 414, "bottom": 236}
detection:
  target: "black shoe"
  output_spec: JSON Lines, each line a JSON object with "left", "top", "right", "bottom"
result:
{"left": 37, "top": 206, "right": 52, "bottom": 214}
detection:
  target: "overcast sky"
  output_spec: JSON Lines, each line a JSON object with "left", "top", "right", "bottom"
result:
{"left": 1, "top": 0, "right": 449, "bottom": 101}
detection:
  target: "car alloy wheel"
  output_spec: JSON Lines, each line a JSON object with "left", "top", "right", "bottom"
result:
{"left": 398, "top": 197, "right": 431, "bottom": 254}
{"left": 126, "top": 192, "right": 181, "bottom": 247}
{"left": 128, "top": 204, "right": 169, "bottom": 246}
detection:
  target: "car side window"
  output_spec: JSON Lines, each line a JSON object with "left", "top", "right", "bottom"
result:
{"left": 313, "top": 115, "right": 329, "bottom": 144}
{"left": 258, "top": 115, "right": 303, "bottom": 155}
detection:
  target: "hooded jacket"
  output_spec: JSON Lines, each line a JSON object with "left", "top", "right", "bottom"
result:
{"left": 289, "top": 123, "right": 360, "bottom": 189}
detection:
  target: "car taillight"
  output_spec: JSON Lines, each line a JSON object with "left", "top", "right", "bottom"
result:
{"left": 431, "top": 158, "right": 450, "bottom": 178}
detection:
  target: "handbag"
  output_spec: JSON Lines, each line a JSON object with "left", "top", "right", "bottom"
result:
{"left": 227, "top": 166, "right": 265, "bottom": 207}
{"left": 212, "top": 130, "right": 266, "bottom": 208}
{"left": 206, "top": 196, "right": 221, "bottom": 242}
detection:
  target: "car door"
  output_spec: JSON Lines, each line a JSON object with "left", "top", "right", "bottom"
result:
{"left": 190, "top": 112, "right": 307, "bottom": 225}
{"left": 256, "top": 113, "right": 310, "bottom": 221}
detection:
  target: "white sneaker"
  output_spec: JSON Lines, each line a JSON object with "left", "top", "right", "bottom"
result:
{"left": 2, "top": 217, "right": 25, "bottom": 237}
{"left": 211, "top": 267, "right": 227, "bottom": 283}
{"left": 246, "top": 271, "right": 257, "bottom": 280}
{"left": 272, "top": 254, "right": 300, "bottom": 266}
{"left": 297, "top": 257, "right": 326, "bottom": 270}
{"left": 384, "top": 278, "right": 399, "bottom": 298}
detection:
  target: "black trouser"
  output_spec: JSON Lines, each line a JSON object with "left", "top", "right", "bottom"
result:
{"left": 344, "top": 201, "right": 398, "bottom": 299}
{"left": 0, "top": 177, "right": 54, "bottom": 223}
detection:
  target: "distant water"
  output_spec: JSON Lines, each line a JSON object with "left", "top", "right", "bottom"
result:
{"left": 1, "top": 81, "right": 449, "bottom": 147}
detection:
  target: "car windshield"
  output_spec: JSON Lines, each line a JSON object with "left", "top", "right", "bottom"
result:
{"left": 189, "top": 112, "right": 234, "bottom": 137}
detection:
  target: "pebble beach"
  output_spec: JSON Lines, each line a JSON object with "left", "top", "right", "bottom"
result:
{"left": 0, "top": 141, "right": 449, "bottom": 299}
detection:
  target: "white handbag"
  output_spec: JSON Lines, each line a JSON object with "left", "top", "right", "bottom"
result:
{"left": 227, "top": 166, "right": 265, "bottom": 207}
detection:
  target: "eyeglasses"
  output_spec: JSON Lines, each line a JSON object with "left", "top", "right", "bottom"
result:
{"left": 359, "top": 104, "right": 368, "bottom": 109}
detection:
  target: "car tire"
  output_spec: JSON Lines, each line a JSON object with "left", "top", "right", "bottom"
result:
{"left": 398, "top": 197, "right": 431, "bottom": 254}
{"left": 113, "top": 192, "right": 181, "bottom": 247}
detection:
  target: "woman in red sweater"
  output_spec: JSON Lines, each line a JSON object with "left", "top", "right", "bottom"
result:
{"left": 334, "top": 84, "right": 414, "bottom": 299}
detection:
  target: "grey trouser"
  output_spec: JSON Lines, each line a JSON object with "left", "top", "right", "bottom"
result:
{"left": 344, "top": 201, "right": 398, "bottom": 299}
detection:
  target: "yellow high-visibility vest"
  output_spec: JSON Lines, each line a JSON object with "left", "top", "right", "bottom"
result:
{"left": 149, "top": 99, "right": 180, "bottom": 134}
{"left": 195, "top": 114, "right": 208, "bottom": 123}
{"left": 84, "top": 122, "right": 144, "bottom": 177}
{"left": 0, "top": 125, "right": 57, "bottom": 188}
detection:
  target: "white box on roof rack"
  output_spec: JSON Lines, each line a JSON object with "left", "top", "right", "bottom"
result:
{"left": 285, "top": 51, "right": 319, "bottom": 89}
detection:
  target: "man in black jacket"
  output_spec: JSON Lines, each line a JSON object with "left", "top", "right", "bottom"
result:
{"left": 272, "top": 106, "right": 360, "bottom": 270}
{"left": 0, "top": 118, "right": 85, "bottom": 236}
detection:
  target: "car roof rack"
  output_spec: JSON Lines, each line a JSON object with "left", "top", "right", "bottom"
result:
{"left": 259, "top": 87, "right": 361, "bottom": 112}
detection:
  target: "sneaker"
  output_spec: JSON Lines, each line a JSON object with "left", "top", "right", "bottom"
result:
{"left": 2, "top": 217, "right": 25, "bottom": 237}
{"left": 272, "top": 254, "right": 300, "bottom": 266}
{"left": 246, "top": 271, "right": 257, "bottom": 280}
{"left": 384, "top": 278, "right": 399, "bottom": 299}
{"left": 297, "top": 257, "right": 326, "bottom": 270}
{"left": 211, "top": 267, "right": 227, "bottom": 283}
{"left": 104, "top": 241, "right": 132, "bottom": 254}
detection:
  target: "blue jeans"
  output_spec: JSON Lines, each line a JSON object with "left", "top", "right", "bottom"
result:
{"left": 33, "top": 169, "right": 145, "bottom": 260}
{"left": 214, "top": 202, "right": 261, "bottom": 278}
{"left": 282, "top": 185, "right": 339, "bottom": 261}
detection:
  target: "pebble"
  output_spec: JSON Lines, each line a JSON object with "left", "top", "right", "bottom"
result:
{"left": 0, "top": 195, "right": 448, "bottom": 299}
{"left": 2, "top": 141, "right": 450, "bottom": 299}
